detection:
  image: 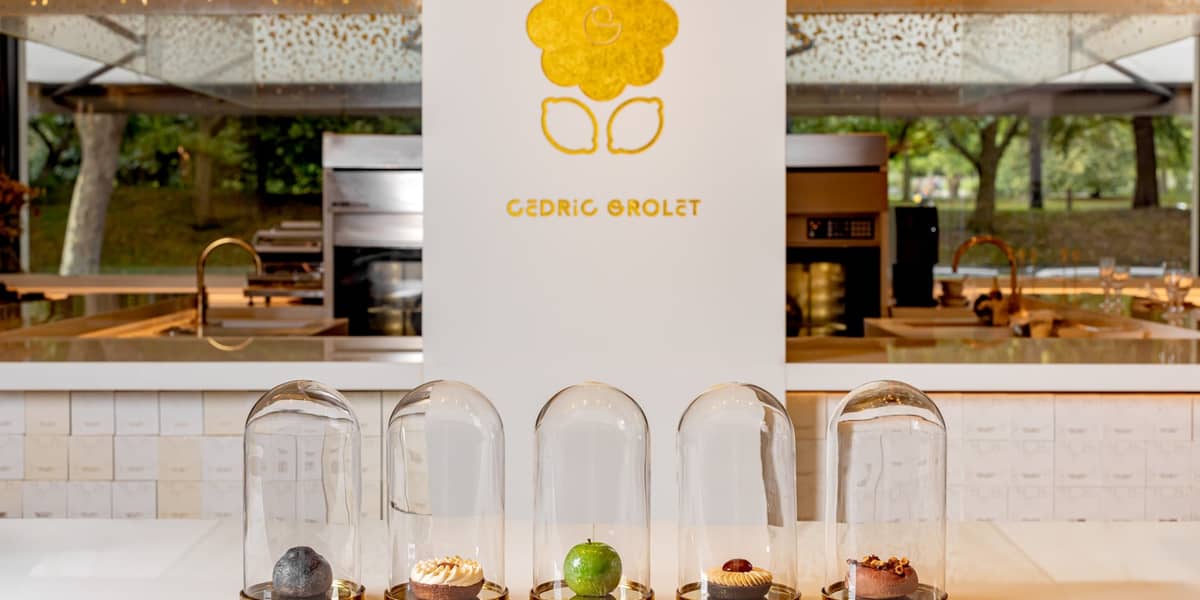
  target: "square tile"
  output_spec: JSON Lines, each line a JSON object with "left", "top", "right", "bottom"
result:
{"left": 946, "top": 485, "right": 963, "bottom": 521}
{"left": 0, "top": 435, "right": 23, "bottom": 480}
{"left": 362, "top": 479, "right": 382, "bottom": 520}
{"left": 115, "top": 392, "right": 158, "bottom": 435}
{"left": 158, "top": 437, "right": 203, "bottom": 481}
{"left": 362, "top": 436, "right": 382, "bottom": 484}
{"left": 345, "top": 392, "right": 383, "bottom": 438}
{"left": 929, "top": 393, "right": 962, "bottom": 439}
{"left": 1054, "top": 487, "right": 1103, "bottom": 522}
{"left": 1055, "top": 440, "right": 1102, "bottom": 487}
{"left": 22, "top": 481, "right": 67, "bottom": 518}
{"left": 68, "top": 436, "right": 113, "bottom": 481}
{"left": 962, "top": 486, "right": 1007, "bottom": 521}
{"left": 1009, "top": 395, "right": 1054, "bottom": 440}
{"left": 1146, "top": 487, "right": 1192, "bottom": 522}
{"left": 1147, "top": 441, "right": 1190, "bottom": 488}
{"left": 68, "top": 481, "right": 113, "bottom": 518}
{"left": 1102, "top": 487, "right": 1146, "bottom": 521}
{"left": 0, "top": 481, "right": 21, "bottom": 517}
{"left": 962, "top": 394, "right": 1011, "bottom": 440}
{"left": 112, "top": 481, "right": 157, "bottom": 519}
{"left": 24, "top": 392, "right": 69, "bottom": 435}
{"left": 787, "top": 393, "right": 827, "bottom": 440}
{"left": 24, "top": 436, "right": 68, "bottom": 480}
{"left": 1055, "top": 395, "right": 1103, "bottom": 441}
{"left": 158, "top": 392, "right": 203, "bottom": 436}
{"left": 963, "top": 441, "right": 1010, "bottom": 487}
{"left": 1101, "top": 441, "right": 1146, "bottom": 487}
{"left": 1146, "top": 396, "right": 1191, "bottom": 441}
{"left": 203, "top": 392, "right": 256, "bottom": 436}
{"left": 1010, "top": 441, "right": 1053, "bottom": 487}
{"left": 1008, "top": 487, "right": 1054, "bottom": 522}
{"left": 202, "top": 481, "right": 242, "bottom": 519}
{"left": 202, "top": 437, "right": 242, "bottom": 481}
{"left": 157, "top": 481, "right": 202, "bottom": 519}
{"left": 70, "top": 392, "right": 114, "bottom": 436}
{"left": 114, "top": 436, "right": 159, "bottom": 481}
{"left": 264, "top": 481, "right": 297, "bottom": 521}
{"left": 946, "top": 438, "right": 964, "bottom": 486}
{"left": 1104, "top": 396, "right": 1148, "bottom": 440}
{"left": 0, "top": 391, "right": 24, "bottom": 434}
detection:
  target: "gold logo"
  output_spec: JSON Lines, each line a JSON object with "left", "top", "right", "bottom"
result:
{"left": 527, "top": 0, "right": 678, "bottom": 155}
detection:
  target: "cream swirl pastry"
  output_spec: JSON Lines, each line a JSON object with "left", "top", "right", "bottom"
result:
{"left": 412, "top": 556, "right": 484, "bottom": 586}
{"left": 409, "top": 556, "right": 485, "bottom": 600}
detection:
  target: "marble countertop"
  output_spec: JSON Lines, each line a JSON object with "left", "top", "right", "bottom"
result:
{"left": 1, "top": 519, "right": 1196, "bottom": 599}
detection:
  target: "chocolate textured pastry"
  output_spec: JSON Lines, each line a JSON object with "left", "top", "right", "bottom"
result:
{"left": 704, "top": 558, "right": 773, "bottom": 600}
{"left": 273, "top": 546, "right": 334, "bottom": 600}
{"left": 409, "top": 556, "right": 485, "bottom": 600}
{"left": 845, "top": 555, "right": 918, "bottom": 599}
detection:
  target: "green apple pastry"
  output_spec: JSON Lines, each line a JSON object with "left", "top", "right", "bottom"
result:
{"left": 563, "top": 539, "right": 622, "bottom": 597}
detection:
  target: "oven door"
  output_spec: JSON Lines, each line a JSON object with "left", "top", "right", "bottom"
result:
{"left": 333, "top": 245, "right": 422, "bottom": 336}
{"left": 787, "top": 246, "right": 881, "bottom": 338}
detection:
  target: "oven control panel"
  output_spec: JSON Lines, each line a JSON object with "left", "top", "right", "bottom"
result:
{"left": 806, "top": 217, "right": 875, "bottom": 241}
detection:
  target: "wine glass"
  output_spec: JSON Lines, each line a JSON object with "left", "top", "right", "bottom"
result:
{"left": 1098, "top": 257, "right": 1116, "bottom": 306}
{"left": 1163, "top": 261, "right": 1194, "bottom": 313}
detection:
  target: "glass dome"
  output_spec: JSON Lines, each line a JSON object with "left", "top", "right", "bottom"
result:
{"left": 532, "top": 382, "right": 651, "bottom": 600}
{"left": 242, "top": 380, "right": 364, "bottom": 600}
{"left": 385, "top": 380, "right": 507, "bottom": 600}
{"left": 822, "top": 381, "right": 947, "bottom": 600}
{"left": 676, "top": 383, "right": 799, "bottom": 600}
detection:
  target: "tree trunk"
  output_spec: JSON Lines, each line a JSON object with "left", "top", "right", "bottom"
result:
{"left": 191, "top": 115, "right": 225, "bottom": 229}
{"left": 1029, "top": 116, "right": 1045, "bottom": 210}
{"left": 60, "top": 111, "right": 126, "bottom": 275}
{"left": 948, "top": 174, "right": 961, "bottom": 201}
{"left": 971, "top": 120, "right": 1000, "bottom": 232}
{"left": 1132, "top": 115, "right": 1159, "bottom": 209}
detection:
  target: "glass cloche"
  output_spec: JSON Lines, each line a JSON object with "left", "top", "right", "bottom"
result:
{"left": 242, "top": 380, "right": 364, "bottom": 600}
{"left": 386, "top": 381, "right": 508, "bottom": 600}
{"left": 677, "top": 383, "right": 799, "bottom": 600}
{"left": 823, "top": 381, "right": 947, "bottom": 600}
{"left": 532, "top": 382, "right": 652, "bottom": 600}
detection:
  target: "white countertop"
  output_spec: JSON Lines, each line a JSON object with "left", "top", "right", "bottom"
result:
{"left": 1, "top": 519, "right": 1197, "bottom": 599}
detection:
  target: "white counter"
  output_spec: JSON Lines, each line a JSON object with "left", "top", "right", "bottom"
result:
{"left": 2, "top": 518, "right": 1197, "bottom": 599}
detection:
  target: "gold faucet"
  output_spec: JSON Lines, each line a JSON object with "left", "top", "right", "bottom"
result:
{"left": 951, "top": 235, "right": 1021, "bottom": 321}
{"left": 196, "top": 237, "right": 263, "bottom": 336}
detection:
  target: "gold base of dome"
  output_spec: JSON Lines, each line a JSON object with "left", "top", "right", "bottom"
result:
{"left": 676, "top": 581, "right": 799, "bottom": 600}
{"left": 241, "top": 578, "right": 365, "bottom": 600}
{"left": 821, "top": 581, "right": 946, "bottom": 600}
{"left": 387, "top": 580, "right": 510, "bottom": 600}
{"left": 531, "top": 580, "right": 653, "bottom": 600}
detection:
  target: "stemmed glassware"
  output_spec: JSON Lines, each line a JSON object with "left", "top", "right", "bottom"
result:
{"left": 1098, "top": 257, "right": 1116, "bottom": 310}
{"left": 1163, "top": 260, "right": 1194, "bottom": 313}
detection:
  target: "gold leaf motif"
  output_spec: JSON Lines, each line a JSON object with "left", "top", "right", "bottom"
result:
{"left": 527, "top": 0, "right": 679, "bottom": 102}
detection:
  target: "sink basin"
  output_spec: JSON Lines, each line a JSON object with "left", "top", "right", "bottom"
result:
{"left": 83, "top": 306, "right": 348, "bottom": 338}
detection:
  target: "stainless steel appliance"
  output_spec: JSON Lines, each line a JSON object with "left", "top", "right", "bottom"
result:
{"left": 247, "top": 220, "right": 324, "bottom": 304}
{"left": 323, "top": 134, "right": 423, "bottom": 336}
{"left": 786, "top": 134, "right": 889, "bottom": 337}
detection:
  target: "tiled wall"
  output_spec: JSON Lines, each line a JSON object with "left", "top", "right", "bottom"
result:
{"left": 3, "top": 390, "right": 1197, "bottom": 522}
{"left": 788, "top": 392, "right": 1200, "bottom": 523}
{"left": 0, "top": 390, "right": 398, "bottom": 520}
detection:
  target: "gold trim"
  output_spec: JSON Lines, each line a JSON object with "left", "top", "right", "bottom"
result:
{"left": 676, "top": 581, "right": 799, "bottom": 600}
{"left": 606, "top": 97, "right": 665, "bottom": 155}
{"left": 541, "top": 97, "right": 600, "bottom": 155}
{"left": 387, "top": 580, "right": 511, "bottom": 600}
{"left": 531, "top": 579, "right": 653, "bottom": 600}
{"left": 820, "top": 581, "right": 945, "bottom": 600}
{"left": 242, "top": 579, "right": 366, "bottom": 600}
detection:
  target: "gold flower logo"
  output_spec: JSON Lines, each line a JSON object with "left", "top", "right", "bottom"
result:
{"left": 527, "top": 0, "right": 679, "bottom": 102}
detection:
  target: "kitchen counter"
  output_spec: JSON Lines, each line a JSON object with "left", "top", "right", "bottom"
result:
{"left": 1, "top": 518, "right": 1196, "bottom": 599}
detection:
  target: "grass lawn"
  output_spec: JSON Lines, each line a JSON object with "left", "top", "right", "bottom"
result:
{"left": 29, "top": 185, "right": 320, "bottom": 273}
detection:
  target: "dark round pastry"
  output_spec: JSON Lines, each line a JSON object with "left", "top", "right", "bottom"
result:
{"left": 272, "top": 546, "right": 334, "bottom": 600}
{"left": 845, "top": 555, "right": 919, "bottom": 599}
{"left": 704, "top": 558, "right": 773, "bottom": 600}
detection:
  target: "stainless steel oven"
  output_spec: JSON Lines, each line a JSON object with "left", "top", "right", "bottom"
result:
{"left": 323, "top": 134, "right": 423, "bottom": 336}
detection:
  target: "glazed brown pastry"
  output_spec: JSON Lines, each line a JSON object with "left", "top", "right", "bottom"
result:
{"left": 844, "top": 555, "right": 918, "bottom": 599}
{"left": 409, "top": 556, "right": 485, "bottom": 600}
{"left": 705, "top": 558, "right": 773, "bottom": 600}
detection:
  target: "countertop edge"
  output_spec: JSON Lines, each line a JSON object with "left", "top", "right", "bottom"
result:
{"left": 786, "top": 362, "right": 1200, "bottom": 393}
